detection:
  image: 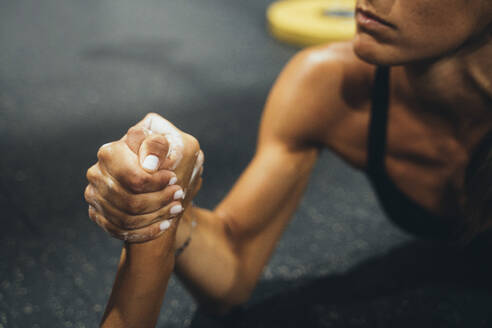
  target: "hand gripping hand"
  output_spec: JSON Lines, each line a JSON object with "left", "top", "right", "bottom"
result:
{"left": 84, "top": 113, "right": 204, "bottom": 243}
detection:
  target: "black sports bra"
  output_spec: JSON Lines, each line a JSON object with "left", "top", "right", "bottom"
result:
{"left": 366, "top": 66, "right": 458, "bottom": 240}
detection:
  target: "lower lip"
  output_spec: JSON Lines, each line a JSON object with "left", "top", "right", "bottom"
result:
{"left": 356, "top": 11, "right": 391, "bottom": 31}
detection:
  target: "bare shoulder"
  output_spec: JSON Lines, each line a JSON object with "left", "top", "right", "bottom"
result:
{"left": 259, "top": 41, "right": 374, "bottom": 167}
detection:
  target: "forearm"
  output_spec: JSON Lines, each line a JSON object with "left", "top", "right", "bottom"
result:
{"left": 173, "top": 147, "right": 318, "bottom": 312}
{"left": 173, "top": 207, "right": 241, "bottom": 313}
{"left": 101, "top": 224, "right": 177, "bottom": 328}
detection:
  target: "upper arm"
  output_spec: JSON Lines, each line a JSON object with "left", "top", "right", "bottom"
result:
{"left": 258, "top": 45, "right": 352, "bottom": 152}
{"left": 177, "top": 44, "right": 372, "bottom": 306}
{"left": 215, "top": 44, "right": 357, "bottom": 240}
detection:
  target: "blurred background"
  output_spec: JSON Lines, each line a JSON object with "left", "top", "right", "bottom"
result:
{"left": 1, "top": 0, "right": 492, "bottom": 327}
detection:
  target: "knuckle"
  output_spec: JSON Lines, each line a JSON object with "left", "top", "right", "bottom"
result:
{"left": 118, "top": 218, "right": 133, "bottom": 230}
{"left": 127, "top": 172, "right": 149, "bottom": 193}
{"left": 87, "top": 207, "right": 126, "bottom": 240}
{"left": 144, "top": 112, "right": 160, "bottom": 123}
{"left": 150, "top": 134, "right": 168, "bottom": 147}
{"left": 146, "top": 112, "right": 159, "bottom": 119}
{"left": 127, "top": 125, "right": 142, "bottom": 136}
{"left": 86, "top": 164, "right": 100, "bottom": 183}
{"left": 188, "top": 135, "right": 200, "bottom": 151}
{"left": 197, "top": 151, "right": 204, "bottom": 166}
{"left": 87, "top": 205, "right": 95, "bottom": 220}
{"left": 183, "top": 139, "right": 200, "bottom": 158}
{"left": 119, "top": 216, "right": 141, "bottom": 230}
{"left": 84, "top": 185, "right": 92, "bottom": 202}
{"left": 88, "top": 205, "right": 102, "bottom": 225}
{"left": 96, "top": 145, "right": 109, "bottom": 162}
{"left": 127, "top": 197, "right": 145, "bottom": 214}
{"left": 88, "top": 212, "right": 97, "bottom": 224}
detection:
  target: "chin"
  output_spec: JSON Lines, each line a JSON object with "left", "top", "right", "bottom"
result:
{"left": 352, "top": 33, "right": 405, "bottom": 66}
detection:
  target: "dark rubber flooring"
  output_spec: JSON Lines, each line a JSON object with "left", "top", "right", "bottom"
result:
{"left": 1, "top": 1, "right": 492, "bottom": 327}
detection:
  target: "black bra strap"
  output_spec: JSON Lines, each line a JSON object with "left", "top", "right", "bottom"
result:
{"left": 365, "top": 66, "right": 458, "bottom": 240}
{"left": 367, "top": 66, "right": 390, "bottom": 175}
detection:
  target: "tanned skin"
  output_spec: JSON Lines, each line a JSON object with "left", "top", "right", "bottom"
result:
{"left": 84, "top": 0, "right": 492, "bottom": 326}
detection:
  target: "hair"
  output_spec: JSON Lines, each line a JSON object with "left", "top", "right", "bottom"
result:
{"left": 462, "top": 130, "right": 492, "bottom": 242}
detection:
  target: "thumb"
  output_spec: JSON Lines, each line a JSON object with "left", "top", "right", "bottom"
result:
{"left": 139, "top": 134, "right": 170, "bottom": 173}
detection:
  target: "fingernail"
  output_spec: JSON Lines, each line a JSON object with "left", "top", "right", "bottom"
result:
{"left": 168, "top": 176, "right": 177, "bottom": 185}
{"left": 142, "top": 155, "right": 159, "bottom": 171}
{"left": 160, "top": 220, "right": 171, "bottom": 231}
{"left": 173, "top": 189, "right": 184, "bottom": 200}
{"left": 170, "top": 204, "right": 183, "bottom": 215}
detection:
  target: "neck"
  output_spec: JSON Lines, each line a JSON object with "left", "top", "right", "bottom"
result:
{"left": 404, "top": 31, "right": 492, "bottom": 105}
{"left": 397, "top": 30, "right": 492, "bottom": 147}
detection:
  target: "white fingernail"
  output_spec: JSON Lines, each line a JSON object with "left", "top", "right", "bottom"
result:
{"left": 142, "top": 155, "right": 159, "bottom": 171}
{"left": 170, "top": 204, "right": 183, "bottom": 215}
{"left": 160, "top": 220, "right": 171, "bottom": 231}
{"left": 173, "top": 189, "right": 184, "bottom": 200}
{"left": 168, "top": 176, "right": 177, "bottom": 185}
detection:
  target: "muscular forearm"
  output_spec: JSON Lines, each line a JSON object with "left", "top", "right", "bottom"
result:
{"left": 173, "top": 207, "right": 242, "bottom": 313}
{"left": 173, "top": 147, "right": 318, "bottom": 313}
{"left": 101, "top": 224, "right": 178, "bottom": 328}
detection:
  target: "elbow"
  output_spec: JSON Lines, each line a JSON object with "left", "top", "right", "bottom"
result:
{"left": 220, "top": 287, "right": 255, "bottom": 314}
{"left": 197, "top": 251, "right": 256, "bottom": 316}
{"left": 198, "top": 288, "right": 253, "bottom": 316}
{"left": 196, "top": 209, "right": 258, "bottom": 315}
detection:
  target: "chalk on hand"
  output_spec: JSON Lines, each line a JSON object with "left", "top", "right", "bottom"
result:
{"left": 160, "top": 220, "right": 171, "bottom": 231}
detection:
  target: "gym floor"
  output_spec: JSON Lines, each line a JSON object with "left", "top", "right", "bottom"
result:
{"left": 1, "top": 0, "right": 491, "bottom": 327}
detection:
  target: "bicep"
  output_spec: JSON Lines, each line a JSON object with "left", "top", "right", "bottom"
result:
{"left": 213, "top": 140, "right": 317, "bottom": 288}
{"left": 214, "top": 50, "right": 328, "bottom": 239}
{"left": 214, "top": 47, "right": 353, "bottom": 241}
{"left": 215, "top": 141, "right": 318, "bottom": 239}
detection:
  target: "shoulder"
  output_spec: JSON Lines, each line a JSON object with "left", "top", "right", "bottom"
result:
{"left": 259, "top": 42, "right": 375, "bottom": 157}
{"left": 287, "top": 41, "right": 373, "bottom": 88}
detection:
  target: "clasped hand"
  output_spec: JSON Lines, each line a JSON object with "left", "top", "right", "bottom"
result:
{"left": 84, "top": 113, "right": 203, "bottom": 243}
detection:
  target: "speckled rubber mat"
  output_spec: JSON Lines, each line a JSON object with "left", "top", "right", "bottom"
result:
{"left": 1, "top": 0, "right": 492, "bottom": 327}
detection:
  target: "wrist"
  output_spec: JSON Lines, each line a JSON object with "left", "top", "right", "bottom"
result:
{"left": 174, "top": 209, "right": 193, "bottom": 248}
{"left": 124, "top": 223, "right": 177, "bottom": 266}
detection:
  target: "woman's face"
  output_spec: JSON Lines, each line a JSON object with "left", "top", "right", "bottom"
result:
{"left": 353, "top": 0, "right": 492, "bottom": 65}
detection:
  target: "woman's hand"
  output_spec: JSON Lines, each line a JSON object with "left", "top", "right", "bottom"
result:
{"left": 84, "top": 113, "right": 204, "bottom": 243}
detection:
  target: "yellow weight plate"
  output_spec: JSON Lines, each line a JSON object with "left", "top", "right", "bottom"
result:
{"left": 267, "top": 0, "right": 356, "bottom": 47}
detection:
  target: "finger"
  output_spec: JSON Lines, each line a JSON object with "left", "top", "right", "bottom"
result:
{"left": 86, "top": 184, "right": 185, "bottom": 229}
{"left": 184, "top": 175, "right": 202, "bottom": 210}
{"left": 144, "top": 113, "right": 185, "bottom": 170}
{"left": 189, "top": 150, "right": 204, "bottom": 188}
{"left": 84, "top": 184, "right": 104, "bottom": 213}
{"left": 136, "top": 113, "right": 201, "bottom": 173}
{"left": 124, "top": 126, "right": 149, "bottom": 154}
{"left": 126, "top": 112, "right": 175, "bottom": 154}
{"left": 87, "top": 171, "right": 185, "bottom": 215}
{"left": 139, "top": 134, "right": 170, "bottom": 173}
{"left": 184, "top": 165, "right": 202, "bottom": 208}
{"left": 144, "top": 112, "right": 182, "bottom": 134}
{"left": 88, "top": 205, "right": 179, "bottom": 243}
{"left": 170, "top": 135, "right": 201, "bottom": 187}
{"left": 134, "top": 112, "right": 162, "bottom": 129}
{"left": 97, "top": 140, "right": 175, "bottom": 193}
